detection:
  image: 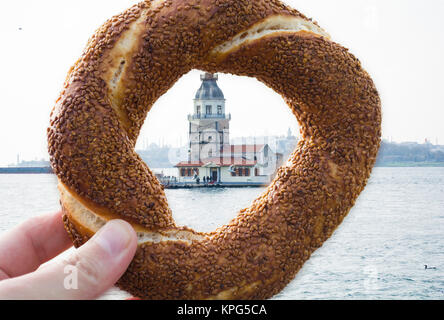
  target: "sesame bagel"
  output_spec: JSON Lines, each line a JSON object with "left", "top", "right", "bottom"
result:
{"left": 48, "top": 0, "right": 381, "bottom": 299}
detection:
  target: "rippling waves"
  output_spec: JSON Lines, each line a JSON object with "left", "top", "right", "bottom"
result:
{"left": 0, "top": 167, "right": 443, "bottom": 300}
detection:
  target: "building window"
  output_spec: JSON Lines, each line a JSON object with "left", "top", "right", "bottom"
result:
{"left": 231, "top": 167, "right": 253, "bottom": 176}
{"left": 181, "top": 168, "right": 199, "bottom": 177}
{"left": 217, "top": 105, "right": 222, "bottom": 114}
{"left": 196, "top": 105, "right": 201, "bottom": 116}
{"left": 208, "top": 149, "right": 213, "bottom": 157}
{"left": 206, "top": 105, "right": 212, "bottom": 115}
{"left": 208, "top": 136, "right": 212, "bottom": 141}
{"left": 255, "top": 168, "right": 259, "bottom": 176}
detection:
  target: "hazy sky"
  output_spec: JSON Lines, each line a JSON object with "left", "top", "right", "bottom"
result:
{"left": 0, "top": 0, "right": 443, "bottom": 166}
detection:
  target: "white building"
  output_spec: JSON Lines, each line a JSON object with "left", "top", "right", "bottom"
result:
{"left": 176, "top": 73, "right": 282, "bottom": 186}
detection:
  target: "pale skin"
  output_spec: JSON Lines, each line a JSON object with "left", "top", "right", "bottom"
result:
{"left": 0, "top": 211, "right": 138, "bottom": 300}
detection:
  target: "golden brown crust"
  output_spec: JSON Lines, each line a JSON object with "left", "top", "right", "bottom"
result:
{"left": 49, "top": 0, "right": 381, "bottom": 299}
{"left": 61, "top": 207, "right": 90, "bottom": 249}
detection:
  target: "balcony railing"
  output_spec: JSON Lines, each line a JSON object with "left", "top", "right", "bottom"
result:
{"left": 188, "top": 113, "right": 231, "bottom": 121}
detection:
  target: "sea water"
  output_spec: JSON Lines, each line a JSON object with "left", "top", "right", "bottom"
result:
{"left": 0, "top": 167, "right": 443, "bottom": 300}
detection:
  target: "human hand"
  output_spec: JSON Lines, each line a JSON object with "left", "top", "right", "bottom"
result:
{"left": 0, "top": 211, "right": 137, "bottom": 299}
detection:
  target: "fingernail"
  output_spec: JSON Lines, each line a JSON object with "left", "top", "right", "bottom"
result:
{"left": 94, "top": 220, "right": 134, "bottom": 256}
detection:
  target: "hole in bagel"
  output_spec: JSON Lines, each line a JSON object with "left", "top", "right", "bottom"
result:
{"left": 135, "top": 70, "right": 300, "bottom": 233}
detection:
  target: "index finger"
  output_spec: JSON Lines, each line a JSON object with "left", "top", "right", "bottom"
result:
{"left": 0, "top": 211, "right": 72, "bottom": 280}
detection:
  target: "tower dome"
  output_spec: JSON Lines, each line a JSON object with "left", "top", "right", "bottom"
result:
{"left": 195, "top": 73, "right": 224, "bottom": 100}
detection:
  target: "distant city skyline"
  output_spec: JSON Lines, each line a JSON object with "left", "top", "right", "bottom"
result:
{"left": 10, "top": 134, "right": 444, "bottom": 168}
{"left": 1, "top": 0, "right": 443, "bottom": 166}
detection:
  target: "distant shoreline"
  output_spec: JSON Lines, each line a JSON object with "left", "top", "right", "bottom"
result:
{"left": 375, "top": 162, "right": 444, "bottom": 167}
{"left": 1, "top": 163, "right": 444, "bottom": 174}
{"left": 0, "top": 167, "right": 52, "bottom": 174}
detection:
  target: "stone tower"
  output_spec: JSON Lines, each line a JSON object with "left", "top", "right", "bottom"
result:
{"left": 188, "top": 73, "right": 231, "bottom": 162}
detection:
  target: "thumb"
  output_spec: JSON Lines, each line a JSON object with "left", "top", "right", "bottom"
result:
{"left": 0, "top": 219, "right": 138, "bottom": 300}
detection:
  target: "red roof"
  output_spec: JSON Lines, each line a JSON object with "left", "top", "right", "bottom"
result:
{"left": 175, "top": 145, "right": 265, "bottom": 167}
{"left": 176, "top": 157, "right": 256, "bottom": 167}
{"left": 175, "top": 161, "right": 204, "bottom": 167}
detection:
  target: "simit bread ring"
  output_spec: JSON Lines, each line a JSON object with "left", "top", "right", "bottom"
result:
{"left": 48, "top": 0, "right": 381, "bottom": 299}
